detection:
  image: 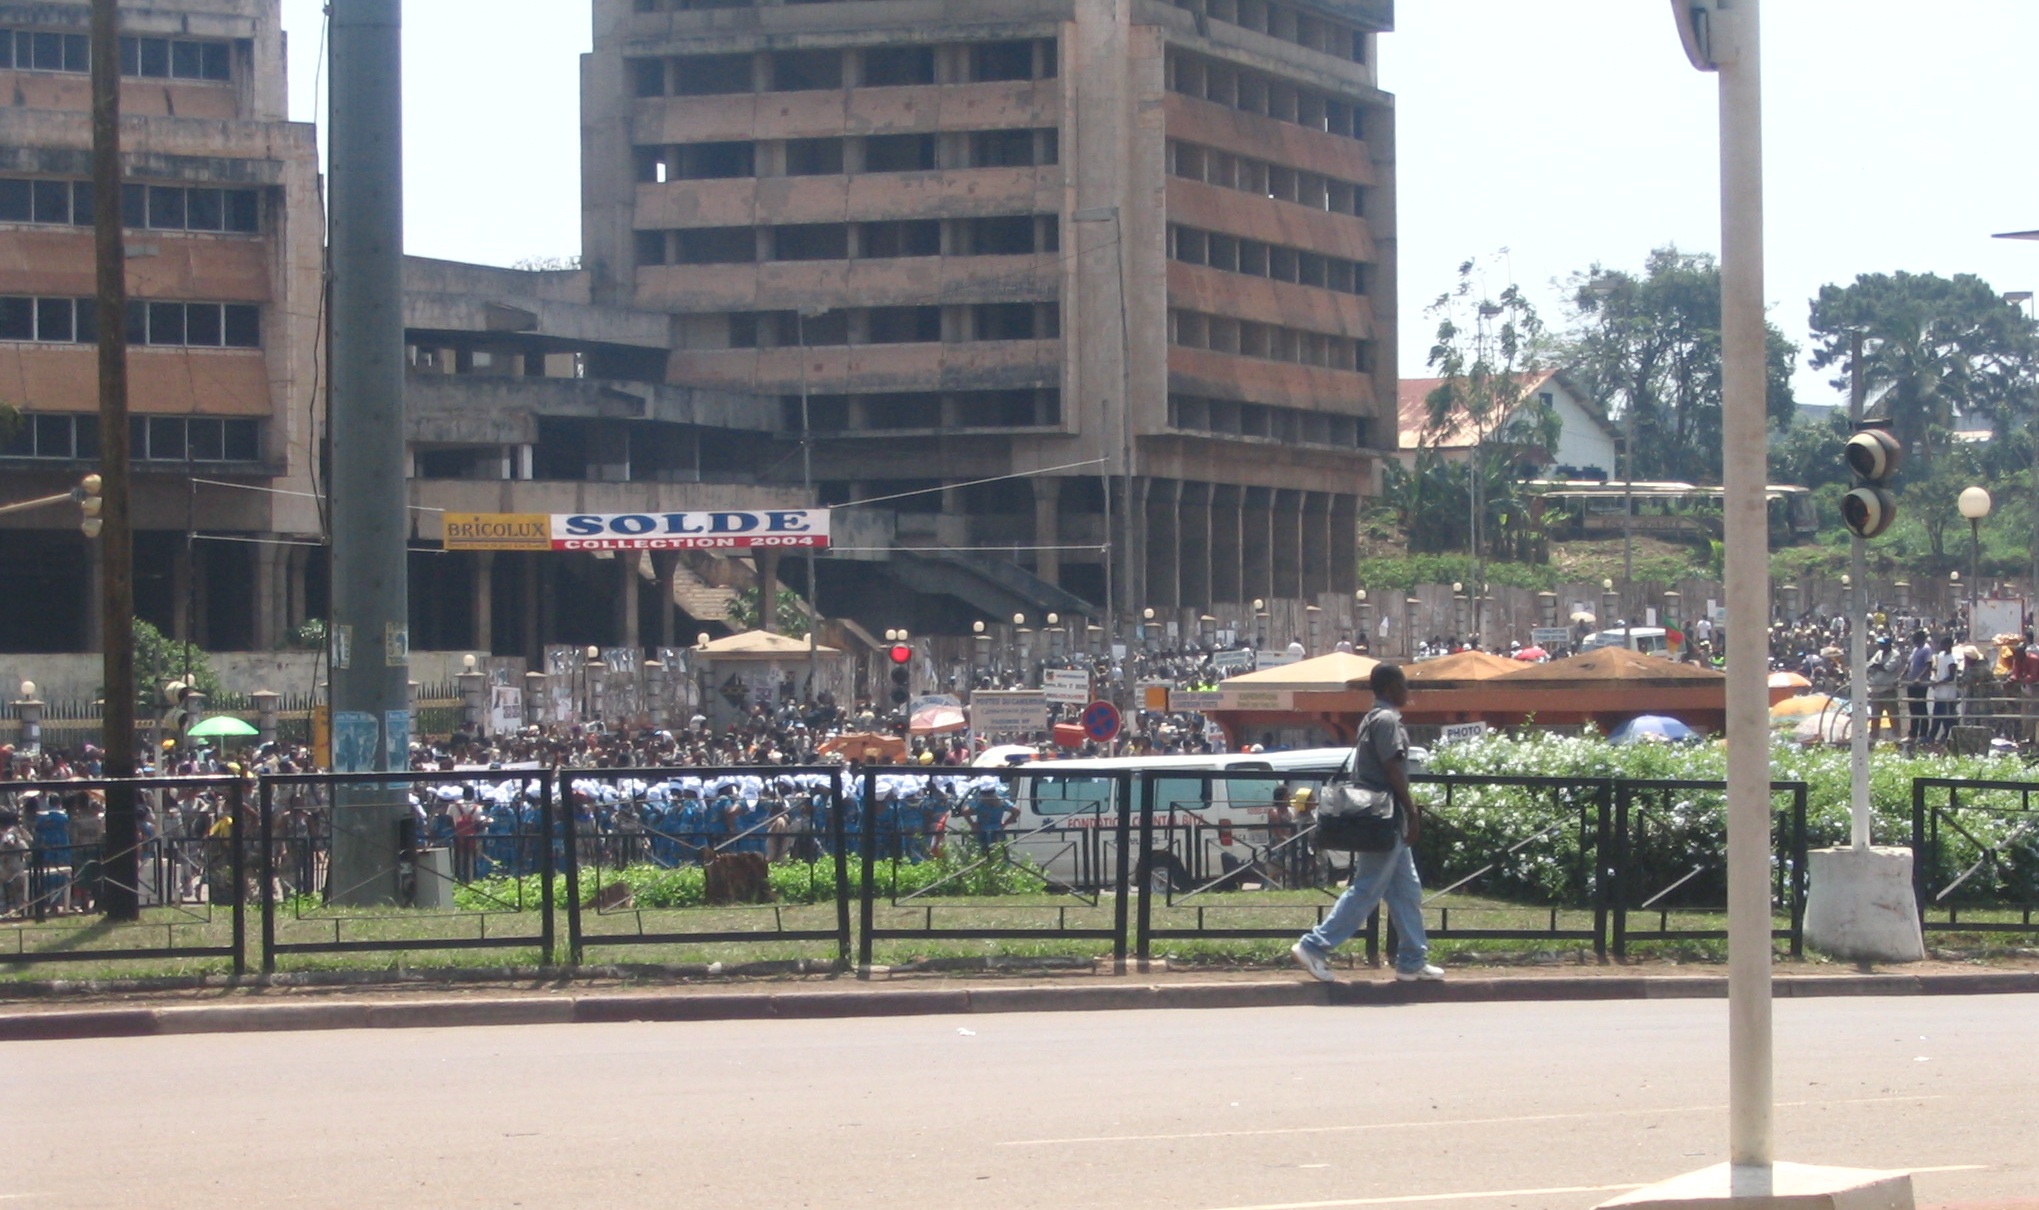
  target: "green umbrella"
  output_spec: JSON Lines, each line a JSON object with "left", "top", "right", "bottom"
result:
{"left": 187, "top": 715, "right": 260, "bottom": 739}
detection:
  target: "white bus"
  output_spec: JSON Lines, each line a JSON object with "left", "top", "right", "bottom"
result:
{"left": 1001, "top": 748, "right": 1359, "bottom": 892}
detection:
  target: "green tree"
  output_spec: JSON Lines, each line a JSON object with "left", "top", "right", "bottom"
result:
{"left": 1807, "top": 271, "right": 2036, "bottom": 473}
{"left": 130, "top": 618, "right": 223, "bottom": 712}
{"left": 726, "top": 585, "right": 811, "bottom": 638}
{"left": 1558, "top": 247, "right": 1797, "bottom": 483}
{"left": 1415, "top": 258, "right": 1551, "bottom": 564}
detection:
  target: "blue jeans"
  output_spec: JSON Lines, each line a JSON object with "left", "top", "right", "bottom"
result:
{"left": 1297, "top": 840, "right": 1429, "bottom": 973}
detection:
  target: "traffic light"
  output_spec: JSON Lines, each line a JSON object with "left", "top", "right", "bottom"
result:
{"left": 1841, "top": 426, "right": 1902, "bottom": 539}
{"left": 74, "top": 473, "right": 102, "bottom": 538}
{"left": 888, "top": 644, "right": 912, "bottom": 705}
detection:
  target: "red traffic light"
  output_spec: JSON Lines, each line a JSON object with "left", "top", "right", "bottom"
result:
{"left": 887, "top": 644, "right": 913, "bottom": 665}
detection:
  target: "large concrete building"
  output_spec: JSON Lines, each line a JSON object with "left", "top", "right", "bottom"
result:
{"left": 584, "top": 0, "right": 1396, "bottom": 628}
{"left": 0, "top": 0, "right": 1396, "bottom": 664}
{"left": 0, "top": 0, "right": 324, "bottom": 653}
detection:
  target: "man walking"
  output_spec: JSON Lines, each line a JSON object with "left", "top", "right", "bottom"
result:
{"left": 1290, "top": 662, "right": 1442, "bottom": 983}
{"left": 1866, "top": 634, "right": 1903, "bottom": 743}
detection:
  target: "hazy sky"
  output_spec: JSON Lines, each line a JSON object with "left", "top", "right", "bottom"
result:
{"left": 277, "top": 1, "right": 2039, "bottom": 406}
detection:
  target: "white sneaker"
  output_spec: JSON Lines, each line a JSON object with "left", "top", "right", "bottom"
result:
{"left": 1394, "top": 964, "right": 1445, "bottom": 982}
{"left": 1290, "top": 942, "right": 1336, "bottom": 983}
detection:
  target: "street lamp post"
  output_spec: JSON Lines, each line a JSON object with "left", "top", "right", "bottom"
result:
{"left": 1959, "top": 486, "right": 1991, "bottom": 639}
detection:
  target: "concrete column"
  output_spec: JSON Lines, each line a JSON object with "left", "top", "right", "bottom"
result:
{"left": 654, "top": 551, "right": 679, "bottom": 649}
{"left": 755, "top": 549, "right": 781, "bottom": 634}
{"left": 1329, "top": 493, "right": 1358, "bottom": 595}
{"left": 1405, "top": 597, "right": 1421, "bottom": 658}
{"left": 471, "top": 551, "right": 495, "bottom": 655}
{"left": 457, "top": 668, "right": 485, "bottom": 734}
{"left": 286, "top": 545, "right": 309, "bottom": 630}
{"left": 617, "top": 553, "right": 642, "bottom": 647}
{"left": 191, "top": 546, "right": 211, "bottom": 649}
{"left": 252, "top": 690, "right": 280, "bottom": 746}
{"left": 1122, "top": 476, "right": 1150, "bottom": 625}
{"left": 13, "top": 693, "right": 42, "bottom": 755}
{"left": 1242, "top": 487, "right": 1273, "bottom": 603}
{"left": 1301, "top": 492, "right": 1330, "bottom": 599}
{"left": 171, "top": 541, "right": 192, "bottom": 647}
{"left": 538, "top": 558, "right": 558, "bottom": 657}
{"left": 1032, "top": 478, "right": 1063, "bottom": 585}
{"left": 1538, "top": 591, "right": 1558, "bottom": 628}
{"left": 1210, "top": 484, "right": 1242, "bottom": 605}
{"left": 1179, "top": 482, "right": 1212, "bottom": 610}
{"left": 522, "top": 552, "right": 541, "bottom": 665}
{"left": 1145, "top": 479, "right": 1181, "bottom": 609}
{"left": 253, "top": 538, "right": 283, "bottom": 651}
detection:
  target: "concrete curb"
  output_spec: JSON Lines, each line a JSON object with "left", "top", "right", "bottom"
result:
{"left": 4, "top": 971, "right": 2037, "bottom": 1043}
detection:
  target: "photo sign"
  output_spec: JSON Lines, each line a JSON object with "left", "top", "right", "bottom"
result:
{"left": 444, "top": 509, "right": 831, "bottom": 552}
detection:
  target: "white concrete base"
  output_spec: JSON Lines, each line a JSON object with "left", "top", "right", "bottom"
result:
{"left": 1803, "top": 846, "right": 1927, "bottom": 963}
{"left": 1597, "top": 1163, "right": 1914, "bottom": 1209}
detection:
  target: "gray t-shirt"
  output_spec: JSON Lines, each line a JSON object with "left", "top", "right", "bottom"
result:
{"left": 1350, "top": 706, "right": 1409, "bottom": 793}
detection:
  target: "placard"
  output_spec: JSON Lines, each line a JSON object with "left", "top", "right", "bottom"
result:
{"left": 970, "top": 691, "right": 1049, "bottom": 736}
{"left": 1439, "top": 722, "right": 1491, "bottom": 745}
{"left": 1043, "top": 668, "right": 1091, "bottom": 705}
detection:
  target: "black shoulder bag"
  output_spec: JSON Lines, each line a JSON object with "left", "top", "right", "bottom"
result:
{"left": 1314, "top": 708, "right": 1402, "bottom": 853}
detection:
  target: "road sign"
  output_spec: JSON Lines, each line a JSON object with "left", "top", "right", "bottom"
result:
{"left": 1043, "top": 668, "right": 1091, "bottom": 705}
{"left": 1080, "top": 700, "right": 1121, "bottom": 742}
{"left": 1531, "top": 627, "right": 1572, "bottom": 649}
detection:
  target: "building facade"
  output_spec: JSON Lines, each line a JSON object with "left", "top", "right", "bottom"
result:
{"left": 0, "top": 0, "right": 323, "bottom": 653}
{"left": 584, "top": 0, "right": 1395, "bottom": 626}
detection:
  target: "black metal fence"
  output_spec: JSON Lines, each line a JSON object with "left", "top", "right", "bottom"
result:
{"left": 0, "top": 775, "right": 248, "bottom": 971}
{"left": 0, "top": 765, "right": 1936, "bottom": 980}
{"left": 855, "top": 767, "right": 1132, "bottom": 971}
{"left": 1912, "top": 777, "right": 2039, "bottom": 937}
{"left": 1610, "top": 780, "right": 1809, "bottom": 959}
{"left": 558, "top": 766, "right": 851, "bottom": 967}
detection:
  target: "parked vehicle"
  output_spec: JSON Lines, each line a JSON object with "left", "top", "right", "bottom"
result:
{"left": 1580, "top": 626, "right": 1674, "bottom": 657}
{"left": 1001, "top": 748, "right": 1356, "bottom": 892}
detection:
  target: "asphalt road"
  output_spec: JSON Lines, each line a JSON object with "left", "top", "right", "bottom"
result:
{"left": 6, "top": 993, "right": 2034, "bottom": 1209}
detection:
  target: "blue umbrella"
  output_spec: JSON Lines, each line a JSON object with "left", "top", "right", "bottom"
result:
{"left": 1609, "top": 715, "right": 1699, "bottom": 744}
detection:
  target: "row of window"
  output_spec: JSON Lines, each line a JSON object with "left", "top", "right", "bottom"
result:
{"left": 1162, "top": 0, "right": 1370, "bottom": 65}
{"left": 636, "top": 214, "right": 1058, "bottom": 266}
{"left": 0, "top": 30, "right": 232, "bottom": 80}
{"left": 1166, "top": 50, "right": 1366, "bottom": 142}
{"left": 1169, "top": 224, "right": 1368, "bottom": 296}
{"left": 630, "top": 39, "right": 1056, "bottom": 98}
{"left": 1167, "top": 393, "right": 1369, "bottom": 449}
{"left": 0, "top": 413, "right": 260, "bottom": 462}
{"left": 0, "top": 297, "right": 261, "bottom": 348}
{"left": 725, "top": 302, "right": 1059, "bottom": 349}
{"left": 1169, "top": 307, "right": 1370, "bottom": 373}
{"left": 634, "top": 127, "right": 1059, "bottom": 184}
{"left": 1167, "top": 139, "right": 1364, "bottom": 217}
{"left": 785, "top": 388, "right": 1061, "bottom": 434}
{"left": 0, "top": 179, "right": 261, "bottom": 233}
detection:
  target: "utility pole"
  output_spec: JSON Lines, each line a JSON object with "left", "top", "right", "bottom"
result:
{"left": 1848, "top": 333, "right": 1871, "bottom": 849}
{"left": 325, "top": 0, "right": 411, "bottom": 906}
{"left": 90, "top": 0, "right": 139, "bottom": 922}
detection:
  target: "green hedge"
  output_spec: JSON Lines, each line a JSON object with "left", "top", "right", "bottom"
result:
{"left": 454, "top": 845, "right": 1048, "bottom": 912}
{"left": 1419, "top": 733, "right": 2039, "bottom": 908}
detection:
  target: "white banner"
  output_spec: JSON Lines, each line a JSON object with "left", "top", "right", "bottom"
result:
{"left": 551, "top": 509, "right": 830, "bottom": 551}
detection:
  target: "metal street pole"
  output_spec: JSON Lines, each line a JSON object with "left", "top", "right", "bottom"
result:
{"left": 1848, "top": 334, "right": 1871, "bottom": 849}
{"left": 326, "top": 0, "right": 411, "bottom": 905}
{"left": 90, "top": 0, "right": 139, "bottom": 921}
{"left": 1715, "top": 0, "right": 1774, "bottom": 1171}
